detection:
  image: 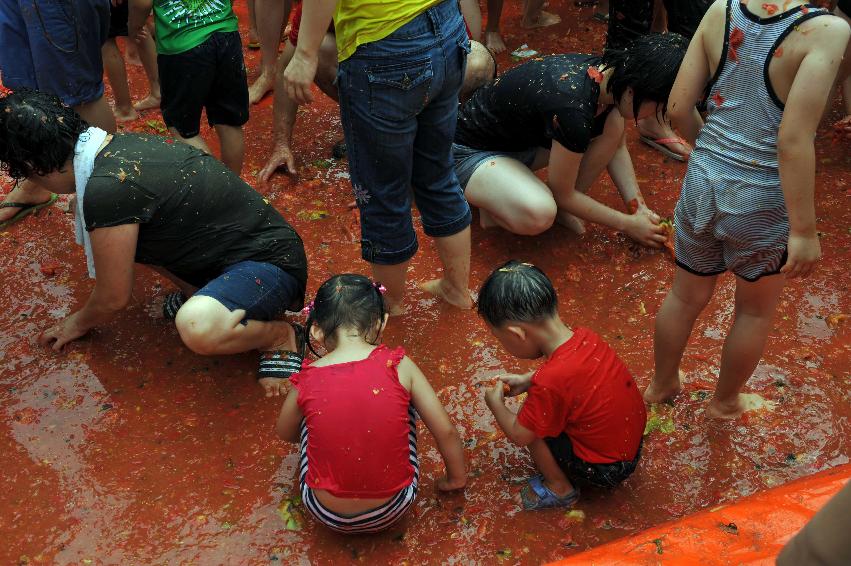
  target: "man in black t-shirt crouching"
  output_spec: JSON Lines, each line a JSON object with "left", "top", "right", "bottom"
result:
{"left": 0, "top": 89, "right": 307, "bottom": 398}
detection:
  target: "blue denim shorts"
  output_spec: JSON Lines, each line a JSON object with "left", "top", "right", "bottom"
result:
{"left": 194, "top": 261, "right": 300, "bottom": 322}
{"left": 452, "top": 142, "right": 540, "bottom": 189}
{"left": 337, "top": 0, "right": 472, "bottom": 265}
{"left": 0, "top": 0, "right": 109, "bottom": 107}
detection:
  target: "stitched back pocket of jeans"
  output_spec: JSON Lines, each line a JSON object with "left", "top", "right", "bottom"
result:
{"left": 367, "top": 59, "right": 434, "bottom": 121}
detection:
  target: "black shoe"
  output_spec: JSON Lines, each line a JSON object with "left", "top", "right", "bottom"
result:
{"left": 331, "top": 139, "right": 347, "bottom": 159}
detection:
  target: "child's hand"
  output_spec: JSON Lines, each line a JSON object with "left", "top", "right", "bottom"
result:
{"left": 437, "top": 475, "right": 467, "bottom": 492}
{"left": 781, "top": 232, "right": 821, "bottom": 279}
{"left": 484, "top": 381, "right": 506, "bottom": 407}
{"left": 501, "top": 373, "right": 532, "bottom": 396}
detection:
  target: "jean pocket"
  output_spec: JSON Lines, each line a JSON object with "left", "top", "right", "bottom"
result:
{"left": 367, "top": 59, "right": 434, "bottom": 121}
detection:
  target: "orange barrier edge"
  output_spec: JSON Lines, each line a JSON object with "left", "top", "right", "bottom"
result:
{"left": 548, "top": 463, "right": 851, "bottom": 566}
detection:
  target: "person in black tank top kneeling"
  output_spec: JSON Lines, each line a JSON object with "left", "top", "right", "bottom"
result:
{"left": 453, "top": 33, "right": 687, "bottom": 249}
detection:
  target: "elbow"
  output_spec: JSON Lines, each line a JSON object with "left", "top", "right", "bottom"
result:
{"left": 437, "top": 424, "right": 462, "bottom": 447}
{"left": 777, "top": 132, "right": 812, "bottom": 161}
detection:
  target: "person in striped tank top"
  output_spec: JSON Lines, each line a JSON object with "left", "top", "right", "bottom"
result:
{"left": 645, "top": 0, "right": 850, "bottom": 419}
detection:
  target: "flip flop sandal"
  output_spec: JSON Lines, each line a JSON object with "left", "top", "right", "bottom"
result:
{"left": 639, "top": 136, "right": 689, "bottom": 162}
{"left": 258, "top": 323, "right": 307, "bottom": 381}
{"left": 162, "top": 291, "right": 187, "bottom": 320}
{"left": 247, "top": 41, "right": 261, "bottom": 50}
{"left": 0, "top": 193, "right": 58, "bottom": 230}
{"left": 592, "top": 12, "right": 610, "bottom": 22}
{"left": 520, "top": 475, "right": 580, "bottom": 510}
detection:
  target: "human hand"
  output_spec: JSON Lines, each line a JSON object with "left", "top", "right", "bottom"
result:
{"left": 38, "top": 314, "right": 89, "bottom": 351}
{"left": 283, "top": 50, "right": 319, "bottom": 105}
{"left": 781, "top": 232, "right": 821, "bottom": 279}
{"left": 133, "top": 24, "right": 151, "bottom": 45}
{"left": 484, "top": 381, "right": 505, "bottom": 408}
{"left": 258, "top": 377, "right": 289, "bottom": 398}
{"left": 258, "top": 145, "right": 297, "bottom": 181}
{"left": 437, "top": 475, "right": 467, "bottom": 492}
{"left": 501, "top": 373, "right": 531, "bottom": 397}
{"left": 624, "top": 209, "right": 667, "bottom": 248}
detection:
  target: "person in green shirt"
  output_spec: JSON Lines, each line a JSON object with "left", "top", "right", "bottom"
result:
{"left": 129, "top": 0, "right": 248, "bottom": 174}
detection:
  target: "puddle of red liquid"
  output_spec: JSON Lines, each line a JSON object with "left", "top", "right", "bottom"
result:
{"left": 2, "top": 2, "right": 849, "bottom": 564}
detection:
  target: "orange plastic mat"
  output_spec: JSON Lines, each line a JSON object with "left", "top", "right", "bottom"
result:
{"left": 550, "top": 464, "right": 851, "bottom": 565}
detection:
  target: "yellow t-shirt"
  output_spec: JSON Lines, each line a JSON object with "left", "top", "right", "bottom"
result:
{"left": 335, "top": 0, "right": 443, "bottom": 62}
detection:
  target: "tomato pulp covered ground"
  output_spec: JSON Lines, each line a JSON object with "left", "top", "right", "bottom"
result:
{"left": 2, "top": 2, "right": 849, "bottom": 564}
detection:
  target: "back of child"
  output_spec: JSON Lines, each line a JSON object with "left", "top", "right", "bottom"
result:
{"left": 648, "top": 0, "right": 849, "bottom": 418}
{"left": 479, "top": 261, "right": 645, "bottom": 511}
{"left": 276, "top": 274, "right": 466, "bottom": 533}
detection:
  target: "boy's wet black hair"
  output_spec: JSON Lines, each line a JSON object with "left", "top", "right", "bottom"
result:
{"left": 306, "top": 274, "right": 386, "bottom": 356}
{"left": 0, "top": 88, "right": 89, "bottom": 180}
{"left": 477, "top": 260, "right": 558, "bottom": 327}
{"left": 602, "top": 32, "right": 689, "bottom": 120}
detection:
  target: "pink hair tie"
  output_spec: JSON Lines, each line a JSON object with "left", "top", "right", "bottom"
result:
{"left": 300, "top": 300, "right": 314, "bottom": 317}
{"left": 374, "top": 282, "right": 387, "bottom": 294}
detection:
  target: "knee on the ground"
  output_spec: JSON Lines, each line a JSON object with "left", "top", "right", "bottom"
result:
{"left": 174, "top": 298, "right": 234, "bottom": 355}
{"left": 510, "top": 199, "right": 557, "bottom": 235}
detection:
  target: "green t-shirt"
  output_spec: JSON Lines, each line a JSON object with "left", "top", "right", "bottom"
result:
{"left": 153, "top": 0, "right": 238, "bottom": 55}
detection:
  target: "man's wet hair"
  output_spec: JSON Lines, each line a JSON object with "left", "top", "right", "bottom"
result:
{"left": 306, "top": 274, "right": 386, "bottom": 355}
{"left": 602, "top": 32, "right": 689, "bottom": 120}
{"left": 0, "top": 88, "right": 89, "bottom": 180}
{"left": 477, "top": 261, "right": 558, "bottom": 327}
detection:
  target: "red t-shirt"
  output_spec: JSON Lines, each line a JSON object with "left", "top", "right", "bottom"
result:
{"left": 517, "top": 327, "right": 646, "bottom": 464}
{"left": 290, "top": 345, "right": 414, "bottom": 498}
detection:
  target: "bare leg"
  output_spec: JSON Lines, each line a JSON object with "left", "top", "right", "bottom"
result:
{"left": 459, "top": 0, "right": 483, "bottom": 40}
{"left": 246, "top": 0, "right": 260, "bottom": 47}
{"left": 125, "top": 39, "right": 142, "bottom": 66}
{"left": 522, "top": 0, "right": 562, "bottom": 29}
{"left": 647, "top": 267, "right": 717, "bottom": 403}
{"left": 169, "top": 127, "right": 212, "bottom": 154}
{"left": 248, "top": 0, "right": 286, "bottom": 104}
{"left": 419, "top": 226, "right": 473, "bottom": 310}
{"left": 526, "top": 438, "right": 575, "bottom": 499}
{"left": 74, "top": 95, "right": 117, "bottom": 134}
{"left": 133, "top": 32, "right": 161, "bottom": 112}
{"left": 708, "top": 274, "right": 785, "bottom": 419}
{"left": 214, "top": 124, "right": 245, "bottom": 175}
{"left": 175, "top": 296, "right": 296, "bottom": 355}
{"left": 485, "top": 0, "right": 507, "bottom": 53}
{"left": 371, "top": 261, "right": 411, "bottom": 316}
{"left": 464, "top": 154, "right": 557, "bottom": 234}
{"left": 102, "top": 38, "right": 139, "bottom": 122}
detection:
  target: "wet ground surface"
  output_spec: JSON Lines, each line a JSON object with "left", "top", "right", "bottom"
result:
{"left": 2, "top": 1, "right": 849, "bottom": 564}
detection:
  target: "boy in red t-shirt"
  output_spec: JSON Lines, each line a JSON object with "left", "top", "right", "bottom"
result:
{"left": 480, "top": 261, "right": 646, "bottom": 510}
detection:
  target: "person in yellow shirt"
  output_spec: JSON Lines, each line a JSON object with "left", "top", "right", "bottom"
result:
{"left": 284, "top": 0, "right": 474, "bottom": 316}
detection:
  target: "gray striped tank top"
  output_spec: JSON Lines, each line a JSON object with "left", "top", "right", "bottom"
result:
{"left": 689, "top": 0, "right": 827, "bottom": 213}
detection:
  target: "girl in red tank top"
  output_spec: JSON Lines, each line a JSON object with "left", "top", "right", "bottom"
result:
{"left": 276, "top": 274, "right": 467, "bottom": 534}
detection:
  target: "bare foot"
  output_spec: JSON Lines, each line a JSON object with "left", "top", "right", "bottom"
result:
{"left": 637, "top": 117, "right": 692, "bottom": 160}
{"left": 114, "top": 106, "right": 139, "bottom": 122}
{"left": 249, "top": 71, "right": 275, "bottom": 105}
{"left": 419, "top": 279, "right": 473, "bottom": 310}
{"left": 522, "top": 10, "right": 562, "bottom": 29}
{"left": 133, "top": 94, "right": 161, "bottom": 112}
{"left": 0, "top": 182, "right": 54, "bottom": 223}
{"left": 247, "top": 28, "right": 260, "bottom": 49}
{"left": 485, "top": 31, "right": 507, "bottom": 54}
{"left": 707, "top": 396, "right": 745, "bottom": 420}
{"left": 555, "top": 210, "right": 586, "bottom": 235}
{"left": 643, "top": 380, "right": 682, "bottom": 404}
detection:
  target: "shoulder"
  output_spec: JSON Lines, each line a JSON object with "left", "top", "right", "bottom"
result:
{"left": 802, "top": 14, "right": 851, "bottom": 47}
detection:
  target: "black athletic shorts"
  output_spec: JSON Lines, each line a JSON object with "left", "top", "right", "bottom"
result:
{"left": 158, "top": 30, "right": 249, "bottom": 138}
{"left": 545, "top": 433, "right": 642, "bottom": 488}
{"left": 108, "top": 1, "right": 128, "bottom": 38}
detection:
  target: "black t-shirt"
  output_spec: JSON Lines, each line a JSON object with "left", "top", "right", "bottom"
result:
{"left": 83, "top": 134, "right": 307, "bottom": 305}
{"left": 455, "top": 54, "right": 613, "bottom": 154}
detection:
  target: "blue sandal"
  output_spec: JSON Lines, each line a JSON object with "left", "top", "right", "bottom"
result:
{"left": 520, "top": 475, "right": 580, "bottom": 510}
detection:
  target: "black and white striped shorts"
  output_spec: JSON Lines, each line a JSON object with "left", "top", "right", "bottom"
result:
{"left": 298, "top": 407, "right": 419, "bottom": 534}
